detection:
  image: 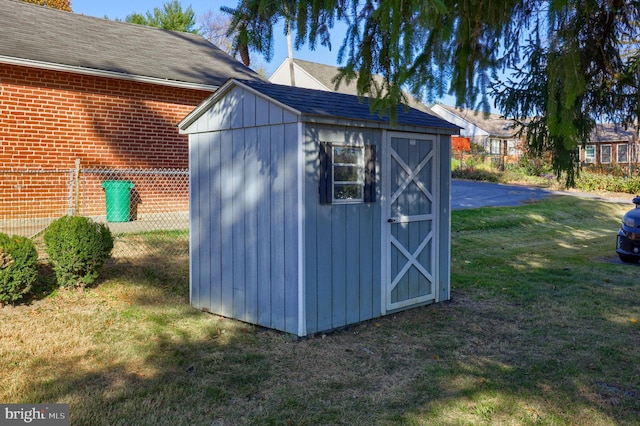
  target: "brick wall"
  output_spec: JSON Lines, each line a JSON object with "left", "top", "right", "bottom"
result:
{"left": 1, "top": 63, "right": 212, "bottom": 220}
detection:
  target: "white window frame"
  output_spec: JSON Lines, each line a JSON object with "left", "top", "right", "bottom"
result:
{"left": 489, "top": 139, "right": 502, "bottom": 155}
{"left": 617, "top": 144, "right": 629, "bottom": 163}
{"left": 584, "top": 145, "right": 596, "bottom": 163}
{"left": 331, "top": 144, "right": 365, "bottom": 204}
{"left": 600, "top": 144, "right": 612, "bottom": 164}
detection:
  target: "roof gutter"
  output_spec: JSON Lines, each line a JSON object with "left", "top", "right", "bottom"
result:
{"left": 0, "top": 56, "right": 220, "bottom": 92}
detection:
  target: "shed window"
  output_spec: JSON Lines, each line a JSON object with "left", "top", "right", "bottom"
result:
{"left": 319, "top": 142, "right": 376, "bottom": 204}
{"left": 584, "top": 145, "right": 596, "bottom": 163}
{"left": 617, "top": 144, "right": 629, "bottom": 163}
{"left": 601, "top": 145, "right": 612, "bottom": 164}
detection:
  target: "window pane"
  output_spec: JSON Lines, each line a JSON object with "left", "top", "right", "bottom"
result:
{"left": 585, "top": 145, "right": 595, "bottom": 162}
{"left": 333, "top": 147, "right": 361, "bottom": 164}
{"left": 334, "top": 184, "right": 363, "bottom": 200}
{"left": 601, "top": 145, "right": 611, "bottom": 163}
{"left": 618, "top": 145, "right": 628, "bottom": 163}
{"left": 334, "top": 165, "right": 362, "bottom": 182}
{"left": 490, "top": 140, "right": 501, "bottom": 154}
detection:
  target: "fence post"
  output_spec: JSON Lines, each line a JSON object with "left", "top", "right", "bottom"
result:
{"left": 74, "top": 158, "right": 81, "bottom": 216}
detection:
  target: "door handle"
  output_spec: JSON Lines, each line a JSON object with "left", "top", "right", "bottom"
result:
{"left": 387, "top": 218, "right": 397, "bottom": 223}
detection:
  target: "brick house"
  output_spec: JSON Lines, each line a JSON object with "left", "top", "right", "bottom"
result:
{"left": 1, "top": 0, "right": 259, "bottom": 221}
{"left": 580, "top": 124, "right": 638, "bottom": 168}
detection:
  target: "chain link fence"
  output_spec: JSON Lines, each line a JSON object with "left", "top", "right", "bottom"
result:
{"left": 0, "top": 166, "right": 189, "bottom": 259}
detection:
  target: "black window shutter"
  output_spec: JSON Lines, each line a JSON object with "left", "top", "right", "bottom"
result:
{"left": 319, "top": 142, "right": 333, "bottom": 204}
{"left": 364, "top": 144, "right": 376, "bottom": 203}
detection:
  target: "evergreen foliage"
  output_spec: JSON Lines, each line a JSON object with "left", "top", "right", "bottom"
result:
{"left": 0, "top": 233, "right": 38, "bottom": 306}
{"left": 222, "top": 0, "right": 640, "bottom": 186}
{"left": 43, "top": 216, "right": 114, "bottom": 289}
{"left": 125, "top": 0, "right": 198, "bottom": 33}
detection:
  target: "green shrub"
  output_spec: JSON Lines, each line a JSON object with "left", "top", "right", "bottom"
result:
{"left": 452, "top": 167, "right": 500, "bottom": 182}
{"left": 44, "top": 216, "right": 114, "bottom": 289}
{"left": 464, "top": 156, "right": 480, "bottom": 168}
{"left": 0, "top": 233, "right": 38, "bottom": 306}
{"left": 573, "top": 171, "right": 640, "bottom": 195}
{"left": 510, "top": 155, "right": 552, "bottom": 177}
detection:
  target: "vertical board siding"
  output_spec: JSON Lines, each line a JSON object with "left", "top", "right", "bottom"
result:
{"left": 197, "top": 132, "right": 212, "bottom": 312}
{"left": 345, "top": 204, "right": 361, "bottom": 325}
{"left": 229, "top": 89, "right": 243, "bottom": 130}
{"left": 256, "top": 125, "right": 273, "bottom": 327}
{"left": 358, "top": 203, "right": 375, "bottom": 321}
{"left": 244, "top": 91, "right": 257, "bottom": 128}
{"left": 193, "top": 87, "right": 298, "bottom": 133}
{"left": 244, "top": 126, "right": 259, "bottom": 324}
{"left": 255, "top": 97, "right": 270, "bottom": 126}
{"left": 284, "top": 123, "right": 301, "bottom": 334}
{"left": 269, "top": 102, "right": 283, "bottom": 125}
{"left": 189, "top": 92, "right": 300, "bottom": 335}
{"left": 438, "top": 134, "right": 452, "bottom": 302}
{"left": 304, "top": 125, "right": 382, "bottom": 334}
{"left": 232, "top": 128, "right": 246, "bottom": 321}
{"left": 210, "top": 131, "right": 223, "bottom": 314}
{"left": 270, "top": 124, "right": 286, "bottom": 332}
{"left": 331, "top": 206, "right": 347, "bottom": 327}
{"left": 189, "top": 133, "right": 202, "bottom": 309}
{"left": 219, "top": 130, "right": 234, "bottom": 319}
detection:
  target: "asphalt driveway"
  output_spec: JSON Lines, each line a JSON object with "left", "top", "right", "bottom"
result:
{"left": 451, "top": 179, "right": 631, "bottom": 210}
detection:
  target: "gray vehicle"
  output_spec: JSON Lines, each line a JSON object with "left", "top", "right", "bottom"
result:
{"left": 616, "top": 196, "right": 640, "bottom": 263}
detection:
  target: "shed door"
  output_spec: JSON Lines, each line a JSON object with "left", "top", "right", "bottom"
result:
{"left": 384, "top": 134, "right": 438, "bottom": 312}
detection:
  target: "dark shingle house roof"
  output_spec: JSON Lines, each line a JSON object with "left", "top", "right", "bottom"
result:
{"left": 590, "top": 124, "right": 635, "bottom": 142}
{"left": 1, "top": 0, "right": 260, "bottom": 89}
{"left": 181, "top": 78, "right": 460, "bottom": 132}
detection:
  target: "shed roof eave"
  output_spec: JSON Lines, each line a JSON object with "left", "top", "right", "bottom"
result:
{"left": 299, "top": 114, "right": 460, "bottom": 135}
{"left": 0, "top": 56, "right": 220, "bottom": 92}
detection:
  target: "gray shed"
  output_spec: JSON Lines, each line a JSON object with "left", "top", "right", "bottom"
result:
{"left": 178, "top": 79, "right": 459, "bottom": 336}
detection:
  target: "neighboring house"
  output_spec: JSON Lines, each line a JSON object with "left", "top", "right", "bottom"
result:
{"left": 580, "top": 124, "right": 638, "bottom": 167}
{"left": 179, "top": 78, "right": 459, "bottom": 336}
{"left": 1, "top": 0, "right": 259, "bottom": 219}
{"left": 269, "top": 58, "right": 432, "bottom": 112}
{"left": 429, "top": 103, "right": 524, "bottom": 168}
{"left": 270, "top": 59, "right": 523, "bottom": 169}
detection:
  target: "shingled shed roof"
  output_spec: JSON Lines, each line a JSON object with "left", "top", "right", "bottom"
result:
{"left": 0, "top": 0, "right": 259, "bottom": 89}
{"left": 181, "top": 78, "right": 460, "bottom": 132}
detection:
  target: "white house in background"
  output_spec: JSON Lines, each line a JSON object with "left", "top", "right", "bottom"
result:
{"left": 269, "top": 58, "right": 432, "bottom": 112}
{"left": 429, "top": 104, "right": 524, "bottom": 167}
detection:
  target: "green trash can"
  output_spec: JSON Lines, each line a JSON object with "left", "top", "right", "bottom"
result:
{"left": 102, "top": 180, "right": 134, "bottom": 222}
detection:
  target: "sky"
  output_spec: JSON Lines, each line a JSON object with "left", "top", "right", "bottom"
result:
{"left": 70, "top": 0, "right": 342, "bottom": 78}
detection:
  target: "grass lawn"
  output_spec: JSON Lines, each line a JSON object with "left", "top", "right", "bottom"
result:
{"left": 1, "top": 196, "right": 639, "bottom": 425}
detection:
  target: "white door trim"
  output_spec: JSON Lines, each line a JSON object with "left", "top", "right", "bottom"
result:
{"left": 381, "top": 131, "right": 440, "bottom": 314}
